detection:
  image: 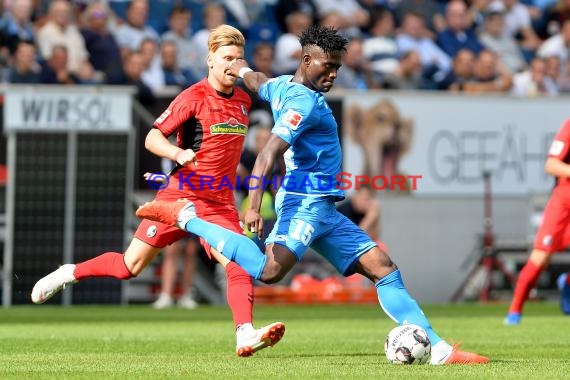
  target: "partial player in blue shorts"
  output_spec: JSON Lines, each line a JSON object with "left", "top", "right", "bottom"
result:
{"left": 138, "top": 25, "right": 488, "bottom": 365}
{"left": 266, "top": 193, "right": 376, "bottom": 275}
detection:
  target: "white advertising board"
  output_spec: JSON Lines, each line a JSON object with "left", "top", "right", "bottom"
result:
{"left": 342, "top": 92, "right": 568, "bottom": 195}
{"left": 4, "top": 88, "right": 132, "bottom": 132}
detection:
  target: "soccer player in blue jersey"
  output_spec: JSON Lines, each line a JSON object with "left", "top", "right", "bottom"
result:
{"left": 137, "top": 25, "right": 488, "bottom": 364}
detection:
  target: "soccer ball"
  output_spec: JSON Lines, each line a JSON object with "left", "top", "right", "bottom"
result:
{"left": 384, "top": 324, "right": 431, "bottom": 365}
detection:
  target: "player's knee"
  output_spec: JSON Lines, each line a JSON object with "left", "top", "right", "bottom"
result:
{"left": 125, "top": 259, "right": 146, "bottom": 277}
{"left": 260, "top": 261, "right": 287, "bottom": 284}
{"left": 127, "top": 264, "right": 142, "bottom": 277}
{"left": 355, "top": 247, "right": 396, "bottom": 282}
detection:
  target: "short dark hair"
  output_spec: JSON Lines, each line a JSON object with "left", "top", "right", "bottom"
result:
{"left": 170, "top": 5, "right": 190, "bottom": 18}
{"left": 299, "top": 25, "right": 348, "bottom": 54}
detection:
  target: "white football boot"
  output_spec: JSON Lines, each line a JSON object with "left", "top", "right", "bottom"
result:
{"left": 235, "top": 322, "right": 285, "bottom": 357}
{"left": 31, "top": 264, "right": 77, "bottom": 304}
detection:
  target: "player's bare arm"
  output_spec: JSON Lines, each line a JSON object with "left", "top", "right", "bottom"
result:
{"left": 145, "top": 128, "right": 197, "bottom": 166}
{"left": 244, "top": 134, "right": 289, "bottom": 238}
{"left": 225, "top": 59, "right": 269, "bottom": 93}
{"left": 545, "top": 156, "right": 570, "bottom": 178}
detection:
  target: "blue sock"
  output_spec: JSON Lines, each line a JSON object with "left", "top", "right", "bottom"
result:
{"left": 184, "top": 219, "right": 266, "bottom": 279}
{"left": 375, "top": 269, "right": 442, "bottom": 345}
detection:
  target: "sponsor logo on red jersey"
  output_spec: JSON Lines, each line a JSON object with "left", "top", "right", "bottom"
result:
{"left": 210, "top": 118, "right": 247, "bottom": 135}
{"left": 549, "top": 140, "right": 564, "bottom": 156}
{"left": 155, "top": 109, "right": 171, "bottom": 124}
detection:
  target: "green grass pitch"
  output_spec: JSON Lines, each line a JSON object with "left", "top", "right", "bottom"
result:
{"left": 1, "top": 303, "right": 569, "bottom": 379}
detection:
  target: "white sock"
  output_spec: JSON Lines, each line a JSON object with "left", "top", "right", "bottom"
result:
{"left": 430, "top": 341, "right": 453, "bottom": 365}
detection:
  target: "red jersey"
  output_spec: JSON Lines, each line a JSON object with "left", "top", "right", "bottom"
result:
{"left": 154, "top": 79, "right": 251, "bottom": 204}
{"left": 548, "top": 118, "right": 570, "bottom": 193}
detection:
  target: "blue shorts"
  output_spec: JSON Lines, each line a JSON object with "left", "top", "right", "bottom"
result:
{"left": 265, "top": 192, "right": 377, "bottom": 276}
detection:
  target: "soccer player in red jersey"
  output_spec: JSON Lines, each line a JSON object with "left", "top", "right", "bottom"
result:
{"left": 31, "top": 25, "right": 284, "bottom": 356}
{"left": 505, "top": 118, "right": 570, "bottom": 324}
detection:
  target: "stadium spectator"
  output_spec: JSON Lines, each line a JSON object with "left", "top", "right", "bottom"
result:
{"left": 39, "top": 44, "right": 80, "bottom": 85}
{"left": 335, "top": 38, "right": 376, "bottom": 89}
{"left": 536, "top": 18, "right": 570, "bottom": 63}
{"left": 220, "top": 0, "right": 265, "bottom": 30}
{"left": 488, "top": 0, "right": 541, "bottom": 53}
{"left": 273, "top": 11, "right": 311, "bottom": 75}
{"left": 545, "top": 54, "right": 562, "bottom": 83}
{"left": 462, "top": 49, "right": 513, "bottom": 93}
{"left": 362, "top": 8, "right": 400, "bottom": 81}
{"left": 505, "top": 117, "right": 570, "bottom": 323}
{"left": 160, "top": 40, "right": 196, "bottom": 89}
{"left": 142, "top": 24, "right": 489, "bottom": 365}
{"left": 2, "top": 40, "right": 40, "bottom": 83}
{"left": 113, "top": 0, "right": 159, "bottom": 56}
{"left": 80, "top": 1, "right": 124, "bottom": 84}
{"left": 380, "top": 49, "right": 425, "bottom": 89}
{"left": 31, "top": 25, "right": 284, "bottom": 358}
{"left": 152, "top": 237, "right": 199, "bottom": 309}
{"left": 439, "top": 48, "right": 476, "bottom": 91}
{"left": 36, "top": 0, "right": 92, "bottom": 78}
{"left": 337, "top": 184, "right": 381, "bottom": 241}
{"left": 510, "top": 56, "right": 559, "bottom": 96}
{"left": 121, "top": 51, "right": 155, "bottom": 106}
{"left": 274, "top": 0, "right": 318, "bottom": 33}
{"left": 250, "top": 42, "right": 275, "bottom": 78}
{"left": 558, "top": 58, "right": 570, "bottom": 91}
{"left": 313, "top": 0, "right": 369, "bottom": 38}
{"left": 139, "top": 37, "right": 165, "bottom": 92}
{"left": 540, "top": 0, "right": 570, "bottom": 38}
{"left": 478, "top": 6, "right": 528, "bottom": 74}
{"left": 396, "top": 11, "right": 452, "bottom": 82}
{"left": 436, "top": 0, "right": 485, "bottom": 57}
{"left": 318, "top": 11, "right": 345, "bottom": 33}
{"left": 0, "top": 0, "right": 35, "bottom": 55}
{"left": 191, "top": 3, "right": 226, "bottom": 81}
{"left": 147, "top": 0, "right": 176, "bottom": 35}
{"left": 161, "top": 5, "right": 201, "bottom": 81}
{"left": 393, "top": 0, "right": 445, "bottom": 35}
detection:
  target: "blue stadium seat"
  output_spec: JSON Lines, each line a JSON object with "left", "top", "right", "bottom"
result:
{"left": 108, "top": 0, "right": 129, "bottom": 21}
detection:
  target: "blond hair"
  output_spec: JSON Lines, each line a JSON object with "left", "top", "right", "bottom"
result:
{"left": 208, "top": 25, "right": 245, "bottom": 53}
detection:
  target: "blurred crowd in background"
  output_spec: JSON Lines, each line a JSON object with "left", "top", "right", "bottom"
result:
{"left": 0, "top": 0, "right": 569, "bottom": 99}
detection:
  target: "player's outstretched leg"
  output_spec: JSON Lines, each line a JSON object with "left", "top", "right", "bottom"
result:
{"left": 235, "top": 322, "right": 286, "bottom": 357}
{"left": 137, "top": 200, "right": 267, "bottom": 279}
{"left": 374, "top": 269, "right": 489, "bottom": 365}
{"left": 31, "top": 264, "right": 77, "bottom": 304}
{"left": 32, "top": 250, "right": 135, "bottom": 304}
{"left": 557, "top": 272, "right": 570, "bottom": 315}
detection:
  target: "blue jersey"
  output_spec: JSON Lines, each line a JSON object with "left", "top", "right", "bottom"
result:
{"left": 259, "top": 75, "right": 344, "bottom": 200}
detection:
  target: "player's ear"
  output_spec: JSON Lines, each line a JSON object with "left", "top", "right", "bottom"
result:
{"left": 207, "top": 53, "right": 213, "bottom": 69}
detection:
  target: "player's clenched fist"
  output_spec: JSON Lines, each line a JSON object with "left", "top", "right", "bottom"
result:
{"left": 244, "top": 209, "right": 264, "bottom": 239}
{"left": 175, "top": 149, "right": 198, "bottom": 167}
{"left": 225, "top": 58, "right": 249, "bottom": 77}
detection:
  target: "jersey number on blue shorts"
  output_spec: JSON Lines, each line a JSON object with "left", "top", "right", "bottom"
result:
{"left": 290, "top": 219, "right": 314, "bottom": 246}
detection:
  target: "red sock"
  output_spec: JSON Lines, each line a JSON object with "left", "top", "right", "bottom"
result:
{"left": 566, "top": 272, "right": 570, "bottom": 285}
{"left": 73, "top": 252, "right": 134, "bottom": 280}
{"left": 508, "top": 260, "right": 543, "bottom": 313}
{"left": 225, "top": 262, "right": 253, "bottom": 328}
